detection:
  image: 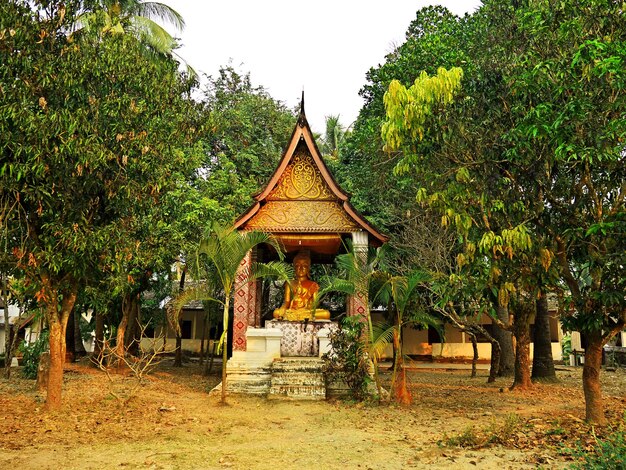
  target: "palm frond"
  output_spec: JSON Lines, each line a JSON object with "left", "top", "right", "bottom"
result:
{"left": 133, "top": 1, "right": 185, "bottom": 31}
{"left": 131, "top": 15, "right": 176, "bottom": 54}
{"left": 318, "top": 276, "right": 355, "bottom": 297}
{"left": 367, "top": 321, "right": 396, "bottom": 361}
{"left": 247, "top": 261, "right": 293, "bottom": 285}
{"left": 167, "top": 283, "right": 221, "bottom": 331}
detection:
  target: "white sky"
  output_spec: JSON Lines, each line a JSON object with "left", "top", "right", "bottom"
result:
{"left": 162, "top": 1, "right": 482, "bottom": 133}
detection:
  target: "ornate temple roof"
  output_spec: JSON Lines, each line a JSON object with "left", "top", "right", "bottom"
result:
{"left": 234, "top": 95, "right": 388, "bottom": 251}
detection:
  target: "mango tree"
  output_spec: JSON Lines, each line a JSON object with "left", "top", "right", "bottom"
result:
{"left": 0, "top": 0, "right": 199, "bottom": 409}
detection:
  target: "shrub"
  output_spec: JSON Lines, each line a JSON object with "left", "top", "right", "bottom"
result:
{"left": 19, "top": 330, "right": 48, "bottom": 379}
{"left": 322, "top": 315, "right": 370, "bottom": 401}
{"left": 569, "top": 416, "right": 626, "bottom": 469}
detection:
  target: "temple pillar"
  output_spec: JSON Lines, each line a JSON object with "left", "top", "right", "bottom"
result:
{"left": 233, "top": 247, "right": 262, "bottom": 351}
{"left": 347, "top": 231, "right": 369, "bottom": 320}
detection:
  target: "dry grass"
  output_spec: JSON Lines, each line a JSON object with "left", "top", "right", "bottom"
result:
{"left": 0, "top": 360, "right": 624, "bottom": 469}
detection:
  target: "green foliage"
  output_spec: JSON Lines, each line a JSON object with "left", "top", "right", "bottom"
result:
{"left": 200, "top": 66, "right": 295, "bottom": 222}
{"left": 0, "top": 0, "right": 202, "bottom": 310}
{"left": 561, "top": 334, "right": 572, "bottom": 360}
{"left": 441, "top": 414, "right": 522, "bottom": 449}
{"left": 77, "top": 0, "right": 186, "bottom": 56}
{"left": 19, "top": 331, "right": 49, "bottom": 379}
{"left": 442, "top": 426, "right": 481, "bottom": 448}
{"left": 322, "top": 316, "right": 371, "bottom": 401}
{"left": 568, "top": 419, "right": 626, "bottom": 470}
{"left": 319, "top": 115, "right": 346, "bottom": 159}
{"left": 382, "top": 66, "right": 463, "bottom": 153}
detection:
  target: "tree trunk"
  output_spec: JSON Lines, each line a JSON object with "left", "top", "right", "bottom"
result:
{"left": 492, "top": 303, "right": 514, "bottom": 376}
{"left": 36, "top": 351, "right": 50, "bottom": 392}
{"left": 199, "top": 308, "right": 208, "bottom": 366}
{"left": 532, "top": 291, "right": 556, "bottom": 382}
{"left": 174, "top": 269, "right": 186, "bottom": 368}
{"left": 469, "top": 333, "right": 478, "bottom": 378}
{"left": 73, "top": 306, "right": 87, "bottom": 359}
{"left": 488, "top": 339, "right": 500, "bottom": 383}
{"left": 43, "top": 279, "right": 78, "bottom": 410}
{"left": 116, "top": 295, "right": 130, "bottom": 364}
{"left": 48, "top": 318, "right": 67, "bottom": 409}
{"left": 511, "top": 301, "right": 533, "bottom": 390}
{"left": 65, "top": 308, "right": 76, "bottom": 363}
{"left": 3, "top": 272, "right": 12, "bottom": 379}
{"left": 174, "top": 320, "right": 183, "bottom": 367}
{"left": 583, "top": 332, "right": 606, "bottom": 425}
{"left": 124, "top": 294, "right": 140, "bottom": 356}
{"left": 92, "top": 309, "right": 104, "bottom": 359}
{"left": 221, "top": 297, "right": 229, "bottom": 404}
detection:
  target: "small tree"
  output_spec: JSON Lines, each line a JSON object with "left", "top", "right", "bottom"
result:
{"left": 373, "top": 271, "right": 441, "bottom": 404}
{"left": 173, "top": 223, "right": 289, "bottom": 404}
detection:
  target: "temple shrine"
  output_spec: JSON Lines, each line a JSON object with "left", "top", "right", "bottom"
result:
{"left": 226, "top": 97, "right": 387, "bottom": 398}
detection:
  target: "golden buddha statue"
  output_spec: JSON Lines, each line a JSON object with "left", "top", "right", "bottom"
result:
{"left": 273, "top": 251, "right": 331, "bottom": 321}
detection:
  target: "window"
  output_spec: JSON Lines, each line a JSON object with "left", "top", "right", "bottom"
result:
{"left": 181, "top": 320, "right": 193, "bottom": 340}
{"left": 180, "top": 320, "right": 193, "bottom": 339}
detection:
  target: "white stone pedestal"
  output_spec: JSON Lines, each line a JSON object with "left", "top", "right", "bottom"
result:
{"left": 226, "top": 327, "right": 282, "bottom": 395}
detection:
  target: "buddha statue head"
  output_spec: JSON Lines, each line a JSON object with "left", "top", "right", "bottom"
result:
{"left": 293, "top": 250, "right": 312, "bottom": 281}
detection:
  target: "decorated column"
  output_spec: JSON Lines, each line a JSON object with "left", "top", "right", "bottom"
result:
{"left": 347, "top": 231, "right": 369, "bottom": 320}
{"left": 232, "top": 247, "right": 262, "bottom": 351}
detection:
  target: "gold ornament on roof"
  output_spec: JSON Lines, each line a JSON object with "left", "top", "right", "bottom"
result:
{"left": 245, "top": 200, "right": 358, "bottom": 232}
{"left": 267, "top": 149, "right": 334, "bottom": 201}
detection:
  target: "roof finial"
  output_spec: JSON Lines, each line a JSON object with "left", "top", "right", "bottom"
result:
{"left": 298, "top": 88, "right": 306, "bottom": 127}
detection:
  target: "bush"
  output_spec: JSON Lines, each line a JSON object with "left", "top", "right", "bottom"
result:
{"left": 569, "top": 417, "right": 626, "bottom": 469}
{"left": 322, "top": 316, "right": 371, "bottom": 401}
{"left": 19, "top": 331, "right": 48, "bottom": 379}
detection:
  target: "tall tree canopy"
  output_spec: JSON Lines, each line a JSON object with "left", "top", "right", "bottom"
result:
{"left": 199, "top": 66, "right": 296, "bottom": 223}
{"left": 0, "top": 0, "right": 201, "bottom": 408}
{"left": 379, "top": 0, "right": 625, "bottom": 423}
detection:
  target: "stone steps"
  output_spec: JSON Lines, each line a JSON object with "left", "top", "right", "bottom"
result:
{"left": 269, "top": 358, "right": 326, "bottom": 400}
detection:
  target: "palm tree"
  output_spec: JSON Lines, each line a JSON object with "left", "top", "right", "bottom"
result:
{"left": 323, "top": 244, "right": 441, "bottom": 404}
{"left": 323, "top": 242, "right": 390, "bottom": 400}
{"left": 173, "top": 223, "right": 290, "bottom": 404}
{"left": 373, "top": 271, "right": 441, "bottom": 404}
{"left": 320, "top": 115, "right": 346, "bottom": 159}
{"left": 76, "top": 1, "right": 185, "bottom": 56}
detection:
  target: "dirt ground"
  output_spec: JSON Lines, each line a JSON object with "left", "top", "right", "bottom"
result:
{"left": 0, "top": 360, "right": 624, "bottom": 470}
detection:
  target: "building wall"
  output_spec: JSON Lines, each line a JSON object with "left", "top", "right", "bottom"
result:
{"left": 141, "top": 309, "right": 216, "bottom": 355}
{"left": 381, "top": 311, "right": 564, "bottom": 361}
{"left": 0, "top": 304, "right": 33, "bottom": 354}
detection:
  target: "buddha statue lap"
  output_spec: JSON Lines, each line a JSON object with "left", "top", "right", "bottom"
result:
{"left": 273, "top": 251, "right": 330, "bottom": 321}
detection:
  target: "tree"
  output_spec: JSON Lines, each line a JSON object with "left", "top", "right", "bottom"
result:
{"left": 174, "top": 224, "right": 289, "bottom": 404}
{"left": 373, "top": 271, "right": 441, "bottom": 404}
{"left": 200, "top": 66, "right": 296, "bottom": 221}
{"left": 76, "top": 0, "right": 185, "bottom": 56}
{"left": 319, "top": 115, "right": 346, "bottom": 159}
{"left": 0, "top": 0, "right": 200, "bottom": 408}
{"left": 380, "top": 0, "right": 626, "bottom": 422}
{"left": 506, "top": 0, "right": 626, "bottom": 423}
{"left": 531, "top": 290, "right": 556, "bottom": 381}
{"left": 379, "top": 23, "right": 546, "bottom": 391}
{"left": 337, "top": 6, "right": 470, "bottom": 235}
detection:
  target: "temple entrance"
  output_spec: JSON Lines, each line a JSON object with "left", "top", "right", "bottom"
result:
{"left": 226, "top": 97, "right": 387, "bottom": 398}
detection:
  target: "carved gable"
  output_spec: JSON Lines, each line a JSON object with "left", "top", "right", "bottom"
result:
{"left": 245, "top": 143, "right": 359, "bottom": 232}
{"left": 267, "top": 144, "right": 334, "bottom": 201}
{"left": 234, "top": 100, "right": 387, "bottom": 246}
